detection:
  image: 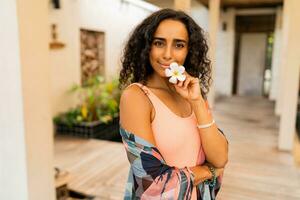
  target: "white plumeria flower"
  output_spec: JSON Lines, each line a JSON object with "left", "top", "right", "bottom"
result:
{"left": 164, "top": 62, "right": 186, "bottom": 84}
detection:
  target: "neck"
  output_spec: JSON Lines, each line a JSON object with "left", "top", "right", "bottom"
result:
{"left": 146, "top": 73, "right": 176, "bottom": 93}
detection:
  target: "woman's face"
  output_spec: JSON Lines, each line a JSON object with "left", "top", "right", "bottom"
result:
{"left": 149, "top": 19, "right": 189, "bottom": 78}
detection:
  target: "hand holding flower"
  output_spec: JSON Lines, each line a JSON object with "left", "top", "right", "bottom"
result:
{"left": 165, "top": 62, "right": 203, "bottom": 102}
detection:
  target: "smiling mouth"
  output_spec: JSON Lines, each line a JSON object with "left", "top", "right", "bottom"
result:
{"left": 158, "top": 62, "right": 172, "bottom": 69}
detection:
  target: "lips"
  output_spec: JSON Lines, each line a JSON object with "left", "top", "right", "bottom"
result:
{"left": 158, "top": 62, "right": 173, "bottom": 69}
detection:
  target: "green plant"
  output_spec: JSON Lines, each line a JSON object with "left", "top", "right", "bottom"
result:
{"left": 53, "top": 75, "right": 121, "bottom": 126}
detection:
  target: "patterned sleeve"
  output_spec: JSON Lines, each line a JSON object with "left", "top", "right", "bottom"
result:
{"left": 120, "top": 126, "right": 194, "bottom": 199}
{"left": 119, "top": 126, "right": 222, "bottom": 200}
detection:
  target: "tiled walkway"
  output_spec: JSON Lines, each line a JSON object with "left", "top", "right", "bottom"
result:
{"left": 54, "top": 96, "right": 300, "bottom": 199}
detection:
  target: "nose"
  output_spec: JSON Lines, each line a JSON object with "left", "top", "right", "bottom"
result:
{"left": 162, "top": 44, "right": 172, "bottom": 60}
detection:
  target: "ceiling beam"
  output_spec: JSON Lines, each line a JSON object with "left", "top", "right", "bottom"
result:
{"left": 196, "top": 0, "right": 282, "bottom": 9}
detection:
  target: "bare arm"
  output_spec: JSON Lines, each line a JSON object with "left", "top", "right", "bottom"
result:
{"left": 172, "top": 72, "right": 228, "bottom": 168}
{"left": 190, "top": 165, "right": 224, "bottom": 185}
{"left": 189, "top": 99, "right": 228, "bottom": 168}
{"left": 120, "top": 85, "right": 221, "bottom": 185}
{"left": 119, "top": 85, "right": 157, "bottom": 146}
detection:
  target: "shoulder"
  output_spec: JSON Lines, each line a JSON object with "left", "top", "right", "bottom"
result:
{"left": 120, "top": 83, "right": 153, "bottom": 117}
{"left": 119, "top": 83, "right": 156, "bottom": 145}
{"left": 121, "top": 84, "right": 150, "bottom": 105}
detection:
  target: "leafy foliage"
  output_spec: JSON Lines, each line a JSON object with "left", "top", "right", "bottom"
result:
{"left": 53, "top": 75, "right": 121, "bottom": 126}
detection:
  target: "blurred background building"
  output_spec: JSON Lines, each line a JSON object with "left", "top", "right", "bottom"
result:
{"left": 1, "top": 0, "right": 300, "bottom": 199}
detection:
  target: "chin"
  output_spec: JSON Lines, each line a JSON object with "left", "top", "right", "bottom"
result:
{"left": 153, "top": 69, "right": 167, "bottom": 78}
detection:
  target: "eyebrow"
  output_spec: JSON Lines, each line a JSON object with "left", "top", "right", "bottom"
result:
{"left": 153, "top": 37, "right": 187, "bottom": 44}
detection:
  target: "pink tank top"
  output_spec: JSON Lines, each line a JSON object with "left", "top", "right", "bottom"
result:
{"left": 131, "top": 83, "right": 206, "bottom": 199}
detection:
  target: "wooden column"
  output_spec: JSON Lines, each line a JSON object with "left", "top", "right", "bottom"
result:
{"left": 269, "top": 7, "right": 282, "bottom": 102}
{"left": 275, "top": 3, "right": 289, "bottom": 116}
{"left": 207, "top": 0, "right": 221, "bottom": 107}
{"left": 0, "top": 0, "right": 55, "bottom": 199}
{"left": 278, "top": 0, "right": 300, "bottom": 151}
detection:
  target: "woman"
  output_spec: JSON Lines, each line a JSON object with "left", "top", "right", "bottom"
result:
{"left": 118, "top": 8, "right": 228, "bottom": 200}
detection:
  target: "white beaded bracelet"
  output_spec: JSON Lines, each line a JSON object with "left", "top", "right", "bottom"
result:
{"left": 197, "top": 119, "right": 215, "bottom": 129}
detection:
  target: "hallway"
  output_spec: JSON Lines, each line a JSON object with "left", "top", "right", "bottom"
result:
{"left": 214, "top": 96, "right": 300, "bottom": 199}
{"left": 54, "top": 96, "right": 300, "bottom": 199}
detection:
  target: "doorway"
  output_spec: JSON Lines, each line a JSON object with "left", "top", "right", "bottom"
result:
{"left": 232, "top": 14, "right": 275, "bottom": 97}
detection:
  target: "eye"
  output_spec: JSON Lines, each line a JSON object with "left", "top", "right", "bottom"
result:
{"left": 153, "top": 40, "right": 164, "bottom": 47}
{"left": 175, "top": 43, "right": 185, "bottom": 48}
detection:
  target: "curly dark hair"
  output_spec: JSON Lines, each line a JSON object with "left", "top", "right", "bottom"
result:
{"left": 119, "top": 8, "right": 212, "bottom": 99}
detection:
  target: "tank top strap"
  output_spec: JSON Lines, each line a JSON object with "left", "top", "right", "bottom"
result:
{"left": 125, "top": 82, "right": 150, "bottom": 95}
{"left": 126, "top": 82, "right": 163, "bottom": 113}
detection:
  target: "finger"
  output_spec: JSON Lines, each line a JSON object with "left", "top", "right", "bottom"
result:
{"left": 182, "top": 70, "right": 190, "bottom": 77}
{"left": 183, "top": 78, "right": 191, "bottom": 89}
{"left": 178, "top": 80, "right": 184, "bottom": 87}
{"left": 217, "top": 170, "right": 224, "bottom": 177}
{"left": 191, "top": 77, "right": 199, "bottom": 84}
{"left": 216, "top": 168, "right": 224, "bottom": 177}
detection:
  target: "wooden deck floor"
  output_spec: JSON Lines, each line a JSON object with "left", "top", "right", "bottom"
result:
{"left": 54, "top": 96, "right": 300, "bottom": 200}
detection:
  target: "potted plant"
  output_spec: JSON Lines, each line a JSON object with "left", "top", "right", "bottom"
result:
{"left": 53, "top": 75, "right": 121, "bottom": 141}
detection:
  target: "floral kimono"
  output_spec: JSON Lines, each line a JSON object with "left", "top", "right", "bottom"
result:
{"left": 119, "top": 126, "right": 224, "bottom": 200}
